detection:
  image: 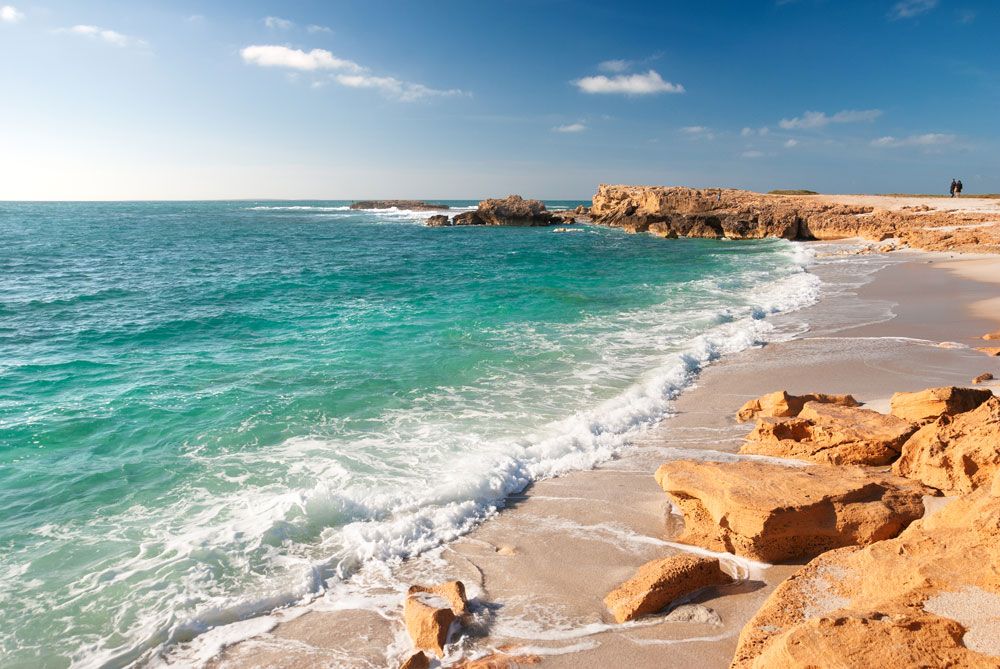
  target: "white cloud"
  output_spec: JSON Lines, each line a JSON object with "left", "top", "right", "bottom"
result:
{"left": 554, "top": 122, "right": 586, "bottom": 133}
{"left": 741, "top": 126, "right": 769, "bottom": 137}
{"left": 263, "top": 16, "right": 293, "bottom": 30}
{"left": 741, "top": 150, "right": 765, "bottom": 158}
{"left": 889, "top": 0, "right": 938, "bottom": 20}
{"left": 784, "top": 138, "right": 799, "bottom": 148}
{"left": 1, "top": 5, "right": 23, "bottom": 22}
{"left": 779, "top": 109, "right": 882, "bottom": 129}
{"left": 57, "top": 24, "right": 146, "bottom": 47}
{"left": 307, "top": 24, "right": 332, "bottom": 33}
{"left": 240, "top": 45, "right": 363, "bottom": 72}
{"left": 574, "top": 69, "right": 684, "bottom": 95}
{"left": 871, "top": 133, "right": 955, "bottom": 147}
{"left": 681, "top": 126, "right": 715, "bottom": 140}
{"left": 335, "top": 73, "right": 464, "bottom": 101}
{"left": 598, "top": 59, "right": 631, "bottom": 73}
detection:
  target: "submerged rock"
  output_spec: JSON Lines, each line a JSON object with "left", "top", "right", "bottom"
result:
{"left": 889, "top": 386, "right": 993, "bottom": 424}
{"left": 736, "top": 390, "right": 859, "bottom": 423}
{"left": 893, "top": 396, "right": 1000, "bottom": 495}
{"left": 730, "top": 474, "right": 1000, "bottom": 668}
{"left": 351, "top": 200, "right": 449, "bottom": 211}
{"left": 655, "top": 460, "right": 927, "bottom": 563}
{"left": 603, "top": 555, "right": 732, "bottom": 623}
{"left": 741, "top": 402, "right": 918, "bottom": 466}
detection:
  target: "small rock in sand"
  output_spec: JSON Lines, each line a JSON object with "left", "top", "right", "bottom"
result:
{"left": 496, "top": 544, "right": 517, "bottom": 556}
{"left": 973, "top": 372, "right": 994, "bottom": 384}
{"left": 983, "top": 330, "right": 1000, "bottom": 341}
{"left": 604, "top": 555, "right": 732, "bottom": 623}
{"left": 663, "top": 603, "right": 723, "bottom": 625}
{"left": 976, "top": 347, "right": 1000, "bottom": 357}
{"left": 404, "top": 580, "right": 468, "bottom": 657}
{"left": 399, "top": 650, "right": 430, "bottom": 669}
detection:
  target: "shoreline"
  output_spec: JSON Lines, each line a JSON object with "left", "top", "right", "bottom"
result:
{"left": 191, "top": 242, "right": 1000, "bottom": 669}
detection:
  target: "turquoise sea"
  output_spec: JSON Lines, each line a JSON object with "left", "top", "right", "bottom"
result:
{"left": 0, "top": 201, "right": 819, "bottom": 667}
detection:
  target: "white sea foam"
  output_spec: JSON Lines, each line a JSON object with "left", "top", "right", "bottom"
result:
{"left": 91, "top": 240, "right": 824, "bottom": 668}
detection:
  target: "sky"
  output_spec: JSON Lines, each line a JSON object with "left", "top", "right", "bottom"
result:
{"left": 0, "top": 0, "right": 998, "bottom": 199}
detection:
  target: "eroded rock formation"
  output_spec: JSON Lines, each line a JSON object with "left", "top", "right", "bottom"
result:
{"left": 655, "top": 460, "right": 927, "bottom": 563}
{"left": 426, "top": 196, "right": 558, "bottom": 227}
{"left": 603, "top": 555, "right": 732, "bottom": 623}
{"left": 403, "top": 580, "right": 469, "bottom": 657}
{"left": 735, "top": 390, "right": 859, "bottom": 423}
{"left": 889, "top": 386, "right": 993, "bottom": 424}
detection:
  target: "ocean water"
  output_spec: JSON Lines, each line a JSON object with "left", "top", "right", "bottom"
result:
{"left": 0, "top": 201, "right": 820, "bottom": 667}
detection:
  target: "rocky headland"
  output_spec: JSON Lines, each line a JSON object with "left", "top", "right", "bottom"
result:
{"left": 589, "top": 185, "right": 1000, "bottom": 252}
{"left": 426, "top": 195, "right": 575, "bottom": 227}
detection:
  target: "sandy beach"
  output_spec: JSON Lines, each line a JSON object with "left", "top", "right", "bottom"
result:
{"left": 187, "top": 209, "right": 1000, "bottom": 669}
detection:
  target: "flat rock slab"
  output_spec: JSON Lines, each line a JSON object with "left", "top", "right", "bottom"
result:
{"left": 604, "top": 555, "right": 732, "bottom": 623}
{"left": 736, "top": 390, "right": 859, "bottom": 423}
{"left": 655, "top": 460, "right": 927, "bottom": 563}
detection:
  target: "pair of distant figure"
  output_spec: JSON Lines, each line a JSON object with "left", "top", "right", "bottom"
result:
{"left": 950, "top": 179, "right": 964, "bottom": 197}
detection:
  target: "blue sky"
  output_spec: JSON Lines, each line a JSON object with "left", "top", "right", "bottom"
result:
{"left": 1, "top": 0, "right": 997, "bottom": 199}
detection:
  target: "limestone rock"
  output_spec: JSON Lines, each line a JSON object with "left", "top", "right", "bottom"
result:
{"left": 603, "top": 555, "right": 732, "bottom": 623}
{"left": 889, "top": 386, "right": 993, "bottom": 424}
{"left": 399, "top": 650, "right": 430, "bottom": 669}
{"left": 477, "top": 195, "right": 555, "bottom": 226}
{"left": 735, "top": 390, "right": 859, "bottom": 423}
{"left": 655, "top": 460, "right": 927, "bottom": 563}
{"left": 425, "top": 214, "right": 451, "bottom": 227}
{"left": 978, "top": 347, "right": 1000, "bottom": 357}
{"left": 648, "top": 221, "right": 678, "bottom": 238}
{"left": 730, "top": 474, "right": 1000, "bottom": 668}
{"left": 404, "top": 580, "right": 468, "bottom": 657}
{"left": 974, "top": 373, "right": 994, "bottom": 384}
{"left": 741, "top": 401, "right": 917, "bottom": 466}
{"left": 892, "top": 396, "right": 1000, "bottom": 495}
{"left": 983, "top": 330, "right": 1000, "bottom": 341}
{"left": 452, "top": 211, "right": 485, "bottom": 226}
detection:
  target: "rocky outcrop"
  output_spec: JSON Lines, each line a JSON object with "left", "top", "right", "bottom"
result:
{"left": 735, "top": 390, "right": 859, "bottom": 423}
{"left": 403, "top": 580, "right": 468, "bottom": 657}
{"left": 477, "top": 195, "right": 555, "bottom": 226}
{"left": 399, "top": 651, "right": 430, "bottom": 669}
{"left": 655, "top": 460, "right": 927, "bottom": 563}
{"left": 425, "top": 214, "right": 450, "bottom": 227}
{"left": 452, "top": 211, "right": 485, "bottom": 226}
{"left": 892, "top": 396, "right": 1000, "bottom": 495}
{"left": 730, "top": 474, "right": 1000, "bottom": 668}
{"left": 889, "top": 386, "right": 993, "bottom": 424}
{"left": 351, "top": 200, "right": 448, "bottom": 211}
{"left": 588, "top": 185, "right": 1000, "bottom": 251}
{"left": 741, "top": 402, "right": 918, "bottom": 466}
{"left": 974, "top": 372, "right": 994, "bottom": 384}
{"left": 603, "top": 555, "right": 732, "bottom": 623}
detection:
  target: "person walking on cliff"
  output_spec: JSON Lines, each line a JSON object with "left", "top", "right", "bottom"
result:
{"left": 950, "top": 179, "right": 958, "bottom": 197}
{"left": 957, "top": 179, "right": 964, "bottom": 196}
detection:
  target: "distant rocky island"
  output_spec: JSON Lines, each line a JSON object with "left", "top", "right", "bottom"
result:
{"left": 426, "top": 195, "right": 584, "bottom": 227}
{"left": 350, "top": 200, "right": 450, "bottom": 211}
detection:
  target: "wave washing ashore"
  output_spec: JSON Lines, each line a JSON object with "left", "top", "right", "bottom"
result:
{"left": 0, "top": 200, "right": 822, "bottom": 667}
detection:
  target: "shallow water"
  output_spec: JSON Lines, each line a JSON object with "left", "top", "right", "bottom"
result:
{"left": 0, "top": 201, "right": 818, "bottom": 667}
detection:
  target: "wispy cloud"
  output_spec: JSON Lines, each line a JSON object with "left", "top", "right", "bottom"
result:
{"left": 574, "top": 70, "right": 684, "bottom": 95}
{"left": 741, "top": 150, "right": 765, "bottom": 159}
{"left": 741, "top": 126, "right": 770, "bottom": 137}
{"left": 240, "top": 45, "right": 363, "bottom": 72}
{"left": 779, "top": 109, "right": 882, "bottom": 129}
{"left": 306, "top": 24, "right": 332, "bottom": 34}
{"left": 263, "top": 16, "right": 293, "bottom": 30}
{"left": 553, "top": 122, "right": 586, "bottom": 133}
{"left": 598, "top": 59, "right": 631, "bottom": 73}
{"left": 681, "top": 126, "right": 715, "bottom": 140}
{"left": 241, "top": 44, "right": 465, "bottom": 101}
{"left": 56, "top": 24, "right": 146, "bottom": 47}
{"left": 0, "top": 5, "right": 23, "bottom": 23}
{"left": 889, "top": 0, "right": 938, "bottom": 20}
{"left": 871, "top": 133, "right": 955, "bottom": 147}
{"left": 784, "top": 138, "right": 799, "bottom": 148}
{"left": 957, "top": 9, "right": 977, "bottom": 24}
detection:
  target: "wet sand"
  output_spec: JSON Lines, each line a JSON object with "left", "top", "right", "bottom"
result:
{"left": 194, "top": 248, "right": 1000, "bottom": 669}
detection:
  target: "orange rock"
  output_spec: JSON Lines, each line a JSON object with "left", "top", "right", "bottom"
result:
{"left": 399, "top": 650, "right": 430, "bottom": 669}
{"left": 404, "top": 581, "right": 468, "bottom": 657}
{"left": 892, "top": 396, "right": 1000, "bottom": 495}
{"left": 983, "top": 330, "right": 1000, "bottom": 341}
{"left": 655, "top": 460, "right": 927, "bottom": 563}
{"left": 730, "top": 474, "right": 1000, "bottom": 668}
{"left": 740, "top": 401, "right": 917, "bottom": 466}
{"left": 603, "top": 554, "right": 732, "bottom": 623}
{"left": 735, "top": 390, "right": 859, "bottom": 423}
{"left": 977, "top": 347, "right": 1000, "bottom": 357}
{"left": 973, "top": 372, "right": 994, "bottom": 384}
{"left": 889, "top": 386, "right": 993, "bottom": 424}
